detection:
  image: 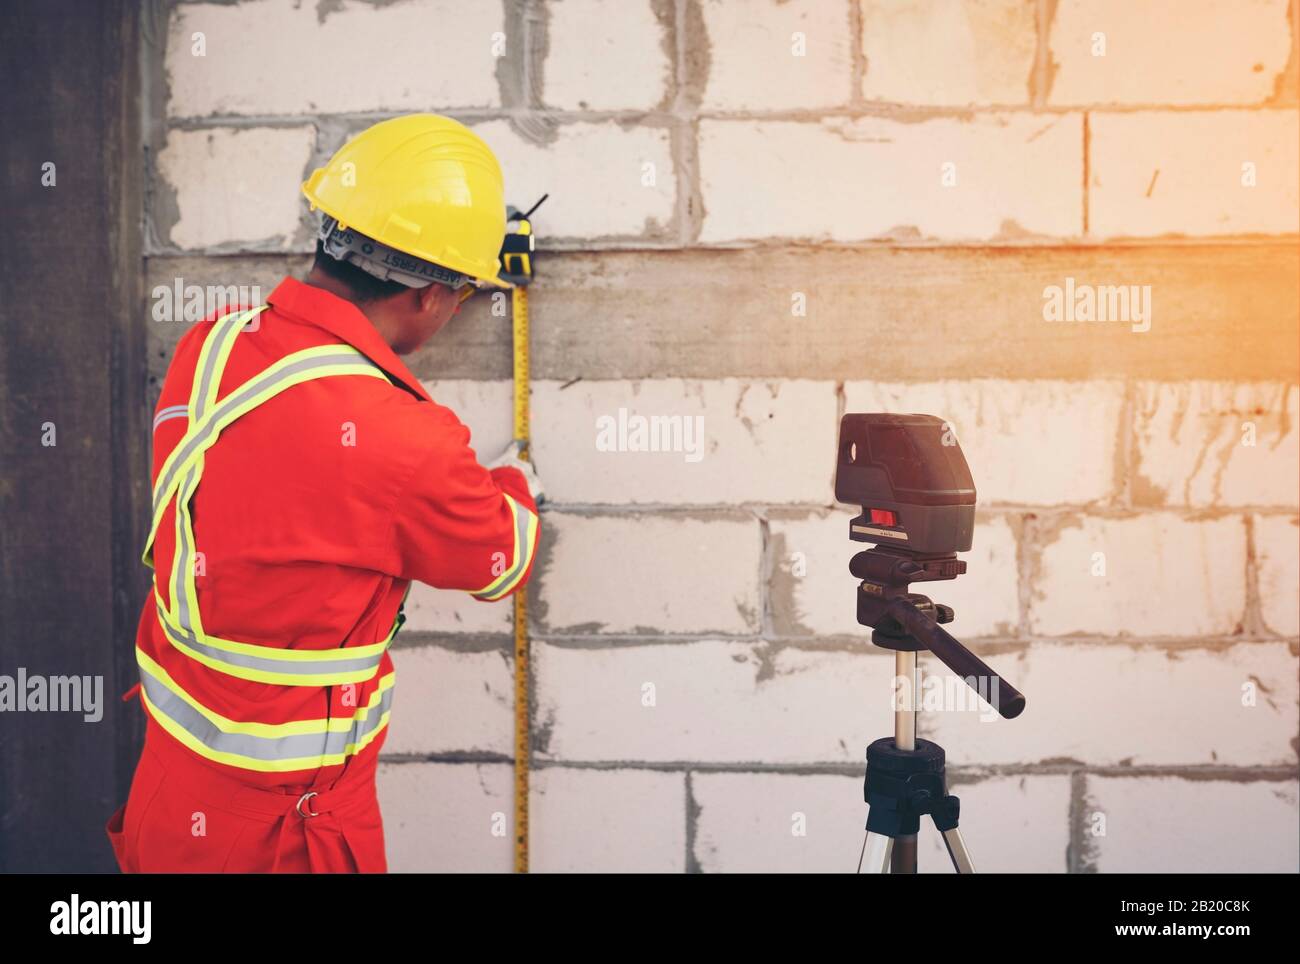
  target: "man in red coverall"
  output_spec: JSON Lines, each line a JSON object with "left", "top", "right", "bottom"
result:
{"left": 106, "top": 114, "right": 541, "bottom": 873}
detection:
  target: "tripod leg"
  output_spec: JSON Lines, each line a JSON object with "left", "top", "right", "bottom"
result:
{"left": 858, "top": 831, "right": 893, "bottom": 873}
{"left": 890, "top": 833, "right": 918, "bottom": 873}
{"left": 941, "top": 826, "right": 975, "bottom": 874}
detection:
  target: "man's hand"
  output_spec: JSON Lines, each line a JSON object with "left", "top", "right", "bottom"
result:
{"left": 487, "top": 439, "right": 546, "bottom": 505}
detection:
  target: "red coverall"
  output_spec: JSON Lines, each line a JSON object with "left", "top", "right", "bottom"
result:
{"left": 106, "top": 277, "right": 539, "bottom": 872}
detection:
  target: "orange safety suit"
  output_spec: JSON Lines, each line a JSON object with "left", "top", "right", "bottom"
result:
{"left": 106, "top": 276, "right": 539, "bottom": 872}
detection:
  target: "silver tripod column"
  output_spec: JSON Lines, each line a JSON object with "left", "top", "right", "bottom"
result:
{"left": 858, "top": 651, "right": 919, "bottom": 874}
{"left": 889, "top": 650, "right": 919, "bottom": 873}
{"left": 856, "top": 650, "right": 978, "bottom": 874}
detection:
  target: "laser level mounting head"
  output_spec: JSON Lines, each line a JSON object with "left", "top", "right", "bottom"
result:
{"left": 834, "top": 413, "right": 976, "bottom": 558}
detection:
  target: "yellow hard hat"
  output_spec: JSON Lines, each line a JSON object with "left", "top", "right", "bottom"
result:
{"left": 302, "top": 114, "right": 511, "bottom": 288}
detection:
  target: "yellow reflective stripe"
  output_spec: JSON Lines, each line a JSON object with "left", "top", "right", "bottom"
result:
{"left": 143, "top": 345, "right": 389, "bottom": 566}
{"left": 142, "top": 694, "right": 390, "bottom": 773}
{"left": 470, "top": 495, "right": 519, "bottom": 598}
{"left": 155, "top": 606, "right": 391, "bottom": 663}
{"left": 155, "top": 616, "right": 398, "bottom": 687}
{"left": 146, "top": 334, "right": 397, "bottom": 684}
{"left": 477, "top": 512, "right": 539, "bottom": 601}
{"left": 148, "top": 345, "right": 386, "bottom": 559}
{"left": 472, "top": 494, "right": 540, "bottom": 602}
{"left": 152, "top": 350, "right": 385, "bottom": 526}
{"left": 136, "top": 646, "right": 393, "bottom": 736}
{"left": 174, "top": 457, "right": 207, "bottom": 639}
{"left": 197, "top": 309, "right": 263, "bottom": 419}
{"left": 155, "top": 362, "right": 396, "bottom": 684}
{"left": 162, "top": 459, "right": 202, "bottom": 643}
{"left": 136, "top": 644, "right": 394, "bottom": 774}
{"left": 139, "top": 682, "right": 392, "bottom": 773}
{"left": 145, "top": 310, "right": 248, "bottom": 570}
{"left": 186, "top": 308, "right": 261, "bottom": 422}
{"left": 185, "top": 309, "right": 243, "bottom": 420}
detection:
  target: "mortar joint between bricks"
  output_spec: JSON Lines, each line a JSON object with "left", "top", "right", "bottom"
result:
{"left": 847, "top": 0, "right": 867, "bottom": 109}
{"left": 1242, "top": 513, "right": 1266, "bottom": 637}
{"left": 757, "top": 509, "right": 774, "bottom": 638}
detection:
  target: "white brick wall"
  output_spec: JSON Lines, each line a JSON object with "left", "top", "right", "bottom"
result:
{"left": 1049, "top": 0, "right": 1293, "bottom": 107}
{"left": 1086, "top": 775, "right": 1299, "bottom": 872}
{"left": 692, "top": 772, "right": 866, "bottom": 873}
{"left": 148, "top": 1, "right": 1299, "bottom": 874}
{"left": 693, "top": 771, "right": 1072, "bottom": 872}
{"left": 157, "top": 126, "right": 315, "bottom": 249}
{"left": 378, "top": 762, "right": 514, "bottom": 872}
{"left": 1132, "top": 382, "right": 1299, "bottom": 507}
{"left": 155, "top": 4, "right": 1300, "bottom": 248}
{"left": 860, "top": 0, "right": 1038, "bottom": 107}
{"left": 1029, "top": 513, "right": 1247, "bottom": 637}
{"left": 699, "top": 115, "right": 1084, "bottom": 242}
{"left": 700, "top": 0, "right": 855, "bottom": 110}
{"left": 402, "top": 580, "right": 513, "bottom": 635}
{"left": 536, "top": 513, "right": 762, "bottom": 634}
{"left": 386, "top": 645, "right": 514, "bottom": 756}
{"left": 924, "top": 642, "right": 1298, "bottom": 767}
{"left": 1089, "top": 110, "right": 1300, "bottom": 238}
{"left": 1254, "top": 514, "right": 1300, "bottom": 636}
{"left": 534, "top": 639, "right": 899, "bottom": 763}
{"left": 531, "top": 767, "right": 687, "bottom": 872}
{"left": 166, "top": 0, "right": 503, "bottom": 117}
{"left": 381, "top": 761, "right": 690, "bottom": 872}
{"left": 473, "top": 120, "right": 676, "bottom": 240}
{"left": 543, "top": 0, "right": 670, "bottom": 110}
{"left": 531, "top": 379, "right": 838, "bottom": 505}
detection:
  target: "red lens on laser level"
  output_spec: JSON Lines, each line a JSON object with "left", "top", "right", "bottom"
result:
{"left": 869, "top": 508, "right": 897, "bottom": 526}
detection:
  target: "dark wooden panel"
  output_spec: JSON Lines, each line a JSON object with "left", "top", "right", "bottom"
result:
{"left": 0, "top": 0, "right": 145, "bottom": 872}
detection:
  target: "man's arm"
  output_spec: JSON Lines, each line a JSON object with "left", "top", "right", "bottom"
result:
{"left": 388, "top": 410, "right": 540, "bottom": 602}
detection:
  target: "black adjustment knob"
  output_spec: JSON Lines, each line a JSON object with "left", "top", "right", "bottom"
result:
{"left": 934, "top": 604, "right": 955, "bottom": 624}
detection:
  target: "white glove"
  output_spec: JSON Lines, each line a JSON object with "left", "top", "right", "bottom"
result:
{"left": 487, "top": 439, "right": 546, "bottom": 505}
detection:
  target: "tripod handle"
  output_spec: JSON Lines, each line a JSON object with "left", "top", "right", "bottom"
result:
{"left": 884, "top": 598, "right": 1026, "bottom": 720}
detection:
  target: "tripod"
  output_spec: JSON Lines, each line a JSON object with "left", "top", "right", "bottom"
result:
{"left": 851, "top": 547, "right": 1026, "bottom": 874}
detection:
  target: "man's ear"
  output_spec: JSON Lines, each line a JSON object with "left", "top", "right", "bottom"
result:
{"left": 415, "top": 282, "right": 443, "bottom": 315}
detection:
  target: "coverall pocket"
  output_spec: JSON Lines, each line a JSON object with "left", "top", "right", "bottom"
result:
{"left": 107, "top": 743, "right": 167, "bottom": 874}
{"left": 133, "top": 777, "right": 254, "bottom": 873}
{"left": 105, "top": 803, "right": 134, "bottom": 873}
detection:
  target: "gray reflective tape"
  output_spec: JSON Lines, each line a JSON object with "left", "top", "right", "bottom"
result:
{"left": 169, "top": 469, "right": 386, "bottom": 681}
{"left": 139, "top": 661, "right": 394, "bottom": 763}
{"left": 476, "top": 498, "right": 536, "bottom": 599}
{"left": 165, "top": 348, "right": 388, "bottom": 680}
{"left": 152, "top": 351, "right": 379, "bottom": 518}
{"left": 193, "top": 311, "right": 248, "bottom": 422}
{"left": 160, "top": 608, "right": 385, "bottom": 679}
{"left": 152, "top": 335, "right": 390, "bottom": 683}
{"left": 173, "top": 465, "right": 200, "bottom": 637}
{"left": 153, "top": 405, "right": 188, "bottom": 431}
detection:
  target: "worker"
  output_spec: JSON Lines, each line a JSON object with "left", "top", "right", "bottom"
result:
{"left": 105, "top": 114, "right": 541, "bottom": 873}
